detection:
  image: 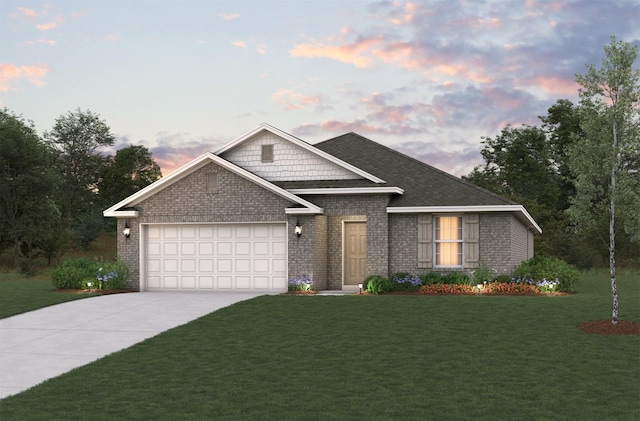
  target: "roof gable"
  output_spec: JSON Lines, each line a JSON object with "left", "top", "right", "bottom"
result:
{"left": 103, "top": 152, "right": 323, "bottom": 217}
{"left": 216, "top": 123, "right": 385, "bottom": 183}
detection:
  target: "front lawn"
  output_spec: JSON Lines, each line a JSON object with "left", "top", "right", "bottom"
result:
{"left": 1, "top": 270, "right": 638, "bottom": 420}
{"left": 0, "top": 279, "right": 97, "bottom": 319}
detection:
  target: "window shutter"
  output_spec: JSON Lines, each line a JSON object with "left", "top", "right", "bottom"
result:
{"left": 464, "top": 213, "right": 479, "bottom": 269}
{"left": 417, "top": 214, "right": 433, "bottom": 269}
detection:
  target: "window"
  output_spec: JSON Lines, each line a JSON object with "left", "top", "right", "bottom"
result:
{"left": 435, "top": 216, "right": 462, "bottom": 266}
{"left": 261, "top": 144, "right": 274, "bottom": 163}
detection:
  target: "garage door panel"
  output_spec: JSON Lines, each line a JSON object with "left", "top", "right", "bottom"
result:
{"left": 181, "top": 242, "right": 196, "bottom": 255}
{"left": 217, "top": 242, "right": 232, "bottom": 255}
{"left": 164, "top": 259, "right": 178, "bottom": 272}
{"left": 235, "top": 242, "right": 251, "bottom": 255}
{"left": 164, "top": 243, "right": 178, "bottom": 255}
{"left": 164, "top": 276, "right": 179, "bottom": 289}
{"left": 181, "top": 259, "right": 196, "bottom": 272}
{"left": 181, "top": 276, "right": 196, "bottom": 289}
{"left": 236, "top": 276, "right": 251, "bottom": 289}
{"left": 199, "top": 276, "right": 214, "bottom": 289}
{"left": 217, "top": 276, "right": 232, "bottom": 289}
{"left": 218, "top": 259, "right": 232, "bottom": 272}
{"left": 146, "top": 223, "right": 286, "bottom": 292}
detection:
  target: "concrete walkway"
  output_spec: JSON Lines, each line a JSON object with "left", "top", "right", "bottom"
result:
{"left": 0, "top": 292, "right": 264, "bottom": 399}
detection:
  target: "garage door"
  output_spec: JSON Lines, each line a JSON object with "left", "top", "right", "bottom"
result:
{"left": 145, "top": 223, "right": 287, "bottom": 292}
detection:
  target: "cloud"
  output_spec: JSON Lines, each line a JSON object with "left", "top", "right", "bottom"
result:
{"left": 290, "top": 36, "right": 385, "bottom": 68}
{"left": 0, "top": 63, "right": 49, "bottom": 92}
{"left": 272, "top": 89, "right": 322, "bottom": 111}
{"left": 232, "top": 40, "right": 247, "bottom": 48}
{"left": 36, "top": 22, "right": 58, "bottom": 31}
{"left": 16, "top": 7, "right": 38, "bottom": 18}
{"left": 147, "top": 132, "right": 227, "bottom": 176}
{"left": 104, "top": 34, "right": 120, "bottom": 43}
{"left": 220, "top": 13, "right": 240, "bottom": 21}
{"left": 393, "top": 140, "right": 482, "bottom": 177}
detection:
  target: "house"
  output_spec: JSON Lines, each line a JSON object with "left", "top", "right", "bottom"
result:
{"left": 103, "top": 123, "right": 541, "bottom": 292}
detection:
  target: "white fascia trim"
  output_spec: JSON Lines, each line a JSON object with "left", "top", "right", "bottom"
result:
{"left": 387, "top": 205, "right": 542, "bottom": 234}
{"left": 214, "top": 123, "right": 387, "bottom": 184}
{"left": 107, "top": 210, "right": 140, "bottom": 218}
{"left": 285, "top": 207, "right": 325, "bottom": 215}
{"left": 287, "top": 187, "right": 404, "bottom": 195}
{"left": 104, "top": 152, "right": 323, "bottom": 217}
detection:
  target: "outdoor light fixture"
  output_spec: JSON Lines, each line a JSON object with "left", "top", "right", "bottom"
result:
{"left": 295, "top": 219, "right": 302, "bottom": 238}
{"left": 123, "top": 221, "right": 131, "bottom": 239}
{"left": 358, "top": 283, "right": 363, "bottom": 294}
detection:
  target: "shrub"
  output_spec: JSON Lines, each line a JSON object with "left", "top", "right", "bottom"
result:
{"left": 288, "top": 274, "right": 313, "bottom": 292}
{"left": 95, "top": 259, "right": 130, "bottom": 290}
{"left": 391, "top": 273, "right": 421, "bottom": 291}
{"left": 513, "top": 255, "right": 579, "bottom": 292}
{"left": 495, "top": 274, "right": 512, "bottom": 283}
{"left": 52, "top": 258, "right": 97, "bottom": 289}
{"left": 472, "top": 261, "right": 493, "bottom": 283}
{"left": 366, "top": 276, "right": 393, "bottom": 294}
{"left": 442, "top": 272, "right": 472, "bottom": 285}
{"left": 52, "top": 258, "right": 130, "bottom": 290}
{"left": 419, "top": 272, "right": 442, "bottom": 285}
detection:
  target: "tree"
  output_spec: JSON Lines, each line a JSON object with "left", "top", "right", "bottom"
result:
{"left": 464, "top": 124, "right": 562, "bottom": 255}
{"left": 98, "top": 145, "right": 162, "bottom": 207}
{"left": 568, "top": 36, "right": 640, "bottom": 324}
{"left": 0, "top": 109, "right": 62, "bottom": 266}
{"left": 44, "top": 109, "right": 115, "bottom": 248}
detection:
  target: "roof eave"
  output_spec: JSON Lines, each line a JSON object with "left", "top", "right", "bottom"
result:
{"left": 386, "top": 205, "right": 542, "bottom": 234}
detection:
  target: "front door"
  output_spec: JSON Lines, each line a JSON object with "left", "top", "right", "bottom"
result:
{"left": 344, "top": 222, "right": 367, "bottom": 286}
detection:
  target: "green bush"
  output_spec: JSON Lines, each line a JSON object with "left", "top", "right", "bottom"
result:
{"left": 52, "top": 258, "right": 130, "bottom": 290}
{"left": 442, "top": 272, "right": 472, "bottom": 285}
{"left": 52, "top": 258, "right": 97, "bottom": 289}
{"left": 365, "top": 276, "right": 393, "bottom": 294}
{"left": 419, "top": 272, "right": 442, "bottom": 285}
{"left": 95, "top": 259, "right": 130, "bottom": 290}
{"left": 513, "top": 255, "right": 579, "bottom": 293}
{"left": 472, "top": 261, "right": 493, "bottom": 283}
{"left": 495, "top": 274, "right": 512, "bottom": 283}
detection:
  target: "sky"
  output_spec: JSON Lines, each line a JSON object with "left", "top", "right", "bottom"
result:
{"left": 2, "top": 1, "right": 639, "bottom": 178}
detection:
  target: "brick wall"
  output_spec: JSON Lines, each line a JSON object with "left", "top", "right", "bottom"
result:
{"left": 120, "top": 163, "right": 293, "bottom": 289}
{"left": 389, "top": 214, "right": 417, "bottom": 275}
{"left": 304, "top": 194, "right": 390, "bottom": 289}
{"left": 221, "top": 131, "right": 358, "bottom": 181}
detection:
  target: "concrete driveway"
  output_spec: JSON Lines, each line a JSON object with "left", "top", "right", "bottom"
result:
{"left": 0, "top": 292, "right": 264, "bottom": 399}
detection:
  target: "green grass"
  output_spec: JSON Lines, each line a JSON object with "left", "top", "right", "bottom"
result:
{"left": 1, "top": 270, "right": 638, "bottom": 420}
{"left": 0, "top": 232, "right": 116, "bottom": 318}
{"left": 0, "top": 279, "right": 98, "bottom": 318}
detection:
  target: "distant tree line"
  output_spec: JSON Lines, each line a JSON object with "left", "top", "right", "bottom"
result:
{"left": 464, "top": 37, "right": 639, "bottom": 272}
{"left": 0, "top": 108, "right": 162, "bottom": 269}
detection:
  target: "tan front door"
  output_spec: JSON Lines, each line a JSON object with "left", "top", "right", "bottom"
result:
{"left": 344, "top": 222, "right": 367, "bottom": 285}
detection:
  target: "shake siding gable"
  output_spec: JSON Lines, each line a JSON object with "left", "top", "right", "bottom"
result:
{"left": 220, "top": 131, "right": 360, "bottom": 182}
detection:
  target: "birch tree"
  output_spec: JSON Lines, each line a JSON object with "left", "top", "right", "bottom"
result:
{"left": 568, "top": 36, "right": 640, "bottom": 324}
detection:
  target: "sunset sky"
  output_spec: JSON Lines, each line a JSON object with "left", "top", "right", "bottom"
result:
{"left": 2, "top": 0, "right": 639, "bottom": 177}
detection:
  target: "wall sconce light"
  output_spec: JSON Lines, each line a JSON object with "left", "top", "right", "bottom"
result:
{"left": 295, "top": 219, "right": 302, "bottom": 238}
{"left": 358, "top": 283, "right": 363, "bottom": 294}
{"left": 123, "top": 221, "right": 131, "bottom": 239}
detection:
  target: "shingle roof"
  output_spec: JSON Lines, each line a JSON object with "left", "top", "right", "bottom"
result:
{"left": 314, "top": 132, "right": 517, "bottom": 207}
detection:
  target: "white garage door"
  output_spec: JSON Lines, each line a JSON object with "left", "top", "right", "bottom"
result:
{"left": 145, "top": 223, "right": 287, "bottom": 292}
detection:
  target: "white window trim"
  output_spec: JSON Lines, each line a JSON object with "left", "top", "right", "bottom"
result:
{"left": 434, "top": 215, "right": 464, "bottom": 268}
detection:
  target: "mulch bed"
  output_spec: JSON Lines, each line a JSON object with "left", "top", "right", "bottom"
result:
{"left": 576, "top": 319, "right": 640, "bottom": 336}
{"left": 56, "top": 289, "right": 136, "bottom": 295}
